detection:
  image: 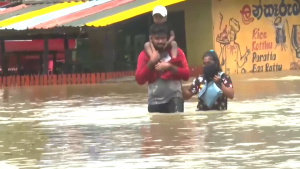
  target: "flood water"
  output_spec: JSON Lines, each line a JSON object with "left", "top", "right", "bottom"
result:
{"left": 0, "top": 70, "right": 300, "bottom": 169}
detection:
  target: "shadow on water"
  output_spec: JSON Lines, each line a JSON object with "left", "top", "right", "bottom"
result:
{"left": 0, "top": 70, "right": 299, "bottom": 168}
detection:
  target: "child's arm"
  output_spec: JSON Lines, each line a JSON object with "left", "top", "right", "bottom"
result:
{"left": 166, "top": 30, "right": 177, "bottom": 57}
{"left": 144, "top": 42, "right": 154, "bottom": 58}
{"left": 168, "top": 30, "right": 175, "bottom": 43}
{"left": 170, "top": 41, "right": 178, "bottom": 58}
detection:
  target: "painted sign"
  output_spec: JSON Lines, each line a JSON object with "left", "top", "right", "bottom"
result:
{"left": 213, "top": 0, "right": 300, "bottom": 74}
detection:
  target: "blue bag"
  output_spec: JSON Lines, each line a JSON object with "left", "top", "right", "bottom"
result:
{"left": 198, "top": 72, "right": 224, "bottom": 108}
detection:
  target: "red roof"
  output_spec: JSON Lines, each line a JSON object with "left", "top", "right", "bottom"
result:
{"left": 0, "top": 1, "right": 9, "bottom": 7}
{"left": 32, "top": 0, "right": 134, "bottom": 29}
{"left": 0, "top": 4, "right": 28, "bottom": 14}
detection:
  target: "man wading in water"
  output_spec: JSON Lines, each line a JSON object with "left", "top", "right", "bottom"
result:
{"left": 135, "top": 24, "right": 189, "bottom": 113}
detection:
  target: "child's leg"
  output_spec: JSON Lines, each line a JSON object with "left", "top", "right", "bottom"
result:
{"left": 170, "top": 41, "right": 178, "bottom": 58}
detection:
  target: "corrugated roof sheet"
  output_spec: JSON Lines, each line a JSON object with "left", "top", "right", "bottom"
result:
{"left": 3, "top": 1, "right": 86, "bottom": 30}
{"left": 0, "top": 3, "right": 51, "bottom": 22}
{"left": 27, "top": 0, "right": 111, "bottom": 29}
{"left": 32, "top": 0, "right": 132, "bottom": 29}
{"left": 86, "top": 0, "right": 186, "bottom": 27}
{"left": 0, "top": 0, "right": 185, "bottom": 31}
{"left": 0, "top": 4, "right": 28, "bottom": 14}
{"left": 63, "top": 0, "right": 152, "bottom": 27}
{"left": 0, "top": 1, "right": 83, "bottom": 29}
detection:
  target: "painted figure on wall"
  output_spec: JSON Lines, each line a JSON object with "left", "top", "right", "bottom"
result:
{"left": 272, "top": 17, "right": 287, "bottom": 51}
{"left": 216, "top": 17, "right": 250, "bottom": 74}
{"left": 291, "top": 25, "right": 300, "bottom": 58}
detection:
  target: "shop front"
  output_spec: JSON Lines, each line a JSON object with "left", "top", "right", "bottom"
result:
{"left": 212, "top": 0, "right": 300, "bottom": 74}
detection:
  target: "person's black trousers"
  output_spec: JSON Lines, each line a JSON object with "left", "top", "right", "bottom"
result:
{"left": 148, "top": 97, "right": 184, "bottom": 113}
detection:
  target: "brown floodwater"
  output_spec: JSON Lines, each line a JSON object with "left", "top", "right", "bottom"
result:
{"left": 0, "top": 70, "right": 300, "bottom": 168}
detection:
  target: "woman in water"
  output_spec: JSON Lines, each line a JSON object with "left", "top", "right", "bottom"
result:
{"left": 182, "top": 50, "right": 234, "bottom": 110}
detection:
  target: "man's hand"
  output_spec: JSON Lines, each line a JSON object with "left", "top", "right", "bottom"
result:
{"left": 149, "top": 42, "right": 160, "bottom": 63}
{"left": 155, "top": 61, "right": 172, "bottom": 71}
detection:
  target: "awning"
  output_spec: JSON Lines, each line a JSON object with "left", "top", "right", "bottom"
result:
{"left": 0, "top": 2, "right": 83, "bottom": 29}
{"left": 0, "top": 4, "right": 28, "bottom": 15}
{"left": 61, "top": 0, "right": 186, "bottom": 27}
{"left": 86, "top": 0, "right": 186, "bottom": 27}
{"left": 33, "top": 0, "right": 134, "bottom": 29}
{"left": 63, "top": 0, "right": 155, "bottom": 27}
{"left": 0, "top": 0, "right": 135, "bottom": 30}
{"left": 0, "top": 0, "right": 185, "bottom": 31}
{"left": 0, "top": 3, "right": 51, "bottom": 23}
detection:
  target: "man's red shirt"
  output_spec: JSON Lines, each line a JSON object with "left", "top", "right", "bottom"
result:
{"left": 135, "top": 48, "right": 189, "bottom": 85}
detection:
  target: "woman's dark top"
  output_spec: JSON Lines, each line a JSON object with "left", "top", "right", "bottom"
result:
{"left": 188, "top": 74, "right": 233, "bottom": 110}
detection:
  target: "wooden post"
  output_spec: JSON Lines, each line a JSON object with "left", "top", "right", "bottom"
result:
{"left": 16, "top": 54, "right": 21, "bottom": 75}
{"left": 64, "top": 38, "right": 70, "bottom": 74}
{"left": 53, "top": 52, "right": 57, "bottom": 74}
{"left": 39, "top": 53, "right": 43, "bottom": 74}
{"left": 0, "top": 40, "right": 8, "bottom": 76}
{"left": 43, "top": 38, "right": 49, "bottom": 75}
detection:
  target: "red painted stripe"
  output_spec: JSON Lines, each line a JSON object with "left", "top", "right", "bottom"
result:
{"left": 0, "top": 2, "right": 9, "bottom": 7}
{"left": 0, "top": 4, "right": 28, "bottom": 14}
{"left": 5, "top": 39, "right": 75, "bottom": 52}
{"left": 32, "top": 0, "right": 135, "bottom": 29}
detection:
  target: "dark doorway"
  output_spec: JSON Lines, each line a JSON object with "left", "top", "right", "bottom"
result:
{"left": 168, "top": 11, "right": 187, "bottom": 56}
{"left": 114, "top": 10, "right": 187, "bottom": 71}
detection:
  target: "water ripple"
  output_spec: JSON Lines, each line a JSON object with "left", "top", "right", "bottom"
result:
{"left": 0, "top": 73, "right": 299, "bottom": 168}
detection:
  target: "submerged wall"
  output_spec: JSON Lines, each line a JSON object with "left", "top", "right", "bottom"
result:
{"left": 212, "top": 0, "right": 300, "bottom": 74}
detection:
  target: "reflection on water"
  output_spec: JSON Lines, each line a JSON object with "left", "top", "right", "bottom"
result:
{"left": 0, "top": 71, "right": 299, "bottom": 168}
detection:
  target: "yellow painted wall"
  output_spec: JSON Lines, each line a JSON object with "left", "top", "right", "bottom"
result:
{"left": 168, "top": 0, "right": 214, "bottom": 66}
{"left": 212, "top": 0, "right": 300, "bottom": 74}
{"left": 185, "top": 0, "right": 214, "bottom": 66}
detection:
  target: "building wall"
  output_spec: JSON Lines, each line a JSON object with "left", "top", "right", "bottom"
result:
{"left": 185, "top": 0, "right": 214, "bottom": 67}
{"left": 212, "top": 0, "right": 300, "bottom": 74}
{"left": 168, "top": 0, "right": 214, "bottom": 67}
